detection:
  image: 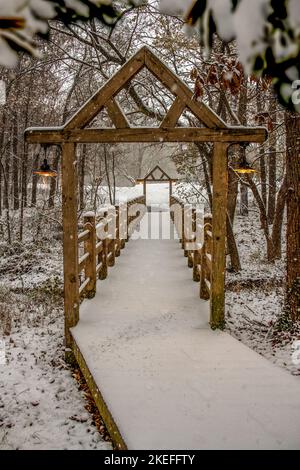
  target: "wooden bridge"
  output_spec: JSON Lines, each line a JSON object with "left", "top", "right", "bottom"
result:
{"left": 24, "top": 47, "right": 300, "bottom": 449}
{"left": 71, "top": 200, "right": 300, "bottom": 450}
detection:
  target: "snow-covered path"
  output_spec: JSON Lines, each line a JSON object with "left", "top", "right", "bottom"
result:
{"left": 72, "top": 212, "right": 300, "bottom": 450}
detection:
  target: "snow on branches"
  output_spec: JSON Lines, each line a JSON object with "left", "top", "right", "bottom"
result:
{"left": 160, "top": 0, "right": 300, "bottom": 113}
{"left": 0, "top": 0, "right": 141, "bottom": 67}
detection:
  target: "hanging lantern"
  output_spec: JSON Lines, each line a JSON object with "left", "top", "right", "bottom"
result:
{"left": 33, "top": 146, "right": 57, "bottom": 178}
{"left": 234, "top": 143, "right": 256, "bottom": 174}
{"left": 234, "top": 155, "right": 256, "bottom": 174}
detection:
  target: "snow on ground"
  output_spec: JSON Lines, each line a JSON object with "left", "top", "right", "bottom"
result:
{"left": 0, "top": 286, "right": 112, "bottom": 450}
{"left": 72, "top": 211, "right": 300, "bottom": 449}
{"left": 0, "top": 183, "right": 299, "bottom": 449}
{"left": 225, "top": 207, "right": 300, "bottom": 376}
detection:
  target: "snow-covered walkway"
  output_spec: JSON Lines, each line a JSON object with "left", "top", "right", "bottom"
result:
{"left": 71, "top": 212, "right": 300, "bottom": 450}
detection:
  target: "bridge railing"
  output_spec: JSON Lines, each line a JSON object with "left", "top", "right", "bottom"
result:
{"left": 170, "top": 195, "right": 213, "bottom": 302}
{"left": 77, "top": 195, "right": 145, "bottom": 299}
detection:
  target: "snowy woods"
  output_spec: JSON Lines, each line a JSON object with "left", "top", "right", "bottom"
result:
{"left": 0, "top": 0, "right": 300, "bottom": 451}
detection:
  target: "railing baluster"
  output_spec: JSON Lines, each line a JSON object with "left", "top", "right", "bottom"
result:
{"left": 83, "top": 212, "right": 96, "bottom": 298}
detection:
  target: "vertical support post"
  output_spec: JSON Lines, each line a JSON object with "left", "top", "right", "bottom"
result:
{"left": 99, "top": 210, "right": 108, "bottom": 280}
{"left": 84, "top": 212, "right": 96, "bottom": 298}
{"left": 200, "top": 215, "right": 212, "bottom": 300}
{"left": 181, "top": 202, "right": 185, "bottom": 250}
{"left": 126, "top": 202, "right": 130, "bottom": 242}
{"left": 107, "top": 208, "right": 116, "bottom": 267}
{"left": 183, "top": 204, "right": 188, "bottom": 257}
{"left": 120, "top": 203, "right": 126, "bottom": 249}
{"left": 61, "top": 142, "right": 79, "bottom": 361}
{"left": 169, "top": 180, "right": 172, "bottom": 207}
{"left": 193, "top": 209, "right": 200, "bottom": 282}
{"left": 210, "top": 142, "right": 229, "bottom": 329}
{"left": 188, "top": 208, "right": 195, "bottom": 268}
{"left": 193, "top": 248, "right": 200, "bottom": 281}
{"left": 115, "top": 205, "right": 121, "bottom": 257}
{"left": 143, "top": 179, "right": 146, "bottom": 200}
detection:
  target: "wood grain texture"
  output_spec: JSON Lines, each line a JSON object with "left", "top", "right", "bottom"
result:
{"left": 64, "top": 49, "right": 145, "bottom": 130}
{"left": 210, "top": 143, "right": 229, "bottom": 329}
{"left": 106, "top": 98, "right": 130, "bottom": 129}
{"left": 83, "top": 213, "right": 96, "bottom": 298}
{"left": 25, "top": 127, "right": 267, "bottom": 144}
{"left": 160, "top": 96, "right": 186, "bottom": 128}
{"left": 61, "top": 142, "right": 79, "bottom": 352}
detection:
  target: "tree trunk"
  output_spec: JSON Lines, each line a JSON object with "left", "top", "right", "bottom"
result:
{"left": 240, "top": 181, "right": 249, "bottom": 216}
{"left": 31, "top": 146, "right": 40, "bottom": 207}
{"left": 246, "top": 174, "right": 274, "bottom": 261}
{"left": 238, "top": 81, "right": 249, "bottom": 216}
{"left": 48, "top": 146, "right": 60, "bottom": 208}
{"left": 269, "top": 175, "right": 287, "bottom": 261}
{"left": 227, "top": 168, "right": 238, "bottom": 224}
{"left": 226, "top": 214, "right": 241, "bottom": 272}
{"left": 285, "top": 112, "right": 300, "bottom": 321}
{"left": 267, "top": 96, "right": 277, "bottom": 224}
{"left": 256, "top": 82, "right": 267, "bottom": 209}
{"left": 3, "top": 154, "right": 9, "bottom": 210}
{"left": 12, "top": 116, "right": 19, "bottom": 210}
{"left": 0, "top": 160, "right": 2, "bottom": 216}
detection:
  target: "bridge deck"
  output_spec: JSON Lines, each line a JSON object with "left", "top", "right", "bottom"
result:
{"left": 71, "top": 213, "right": 300, "bottom": 450}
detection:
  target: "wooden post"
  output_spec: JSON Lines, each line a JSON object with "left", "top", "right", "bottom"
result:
{"left": 181, "top": 202, "right": 185, "bottom": 250}
{"left": 169, "top": 180, "right": 172, "bottom": 207}
{"left": 119, "top": 203, "right": 126, "bottom": 249}
{"left": 193, "top": 249, "right": 200, "bottom": 281}
{"left": 83, "top": 212, "right": 96, "bottom": 298}
{"left": 61, "top": 142, "right": 79, "bottom": 362}
{"left": 193, "top": 208, "right": 200, "bottom": 280}
{"left": 115, "top": 206, "right": 121, "bottom": 257}
{"left": 99, "top": 211, "right": 108, "bottom": 280}
{"left": 126, "top": 202, "right": 130, "bottom": 242}
{"left": 200, "top": 215, "right": 212, "bottom": 300}
{"left": 107, "top": 208, "right": 116, "bottom": 267}
{"left": 183, "top": 204, "right": 189, "bottom": 257}
{"left": 188, "top": 208, "right": 195, "bottom": 268}
{"left": 210, "top": 142, "right": 229, "bottom": 329}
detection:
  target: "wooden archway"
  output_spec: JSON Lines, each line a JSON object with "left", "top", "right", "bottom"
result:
{"left": 136, "top": 165, "right": 178, "bottom": 206}
{"left": 25, "top": 46, "right": 267, "bottom": 355}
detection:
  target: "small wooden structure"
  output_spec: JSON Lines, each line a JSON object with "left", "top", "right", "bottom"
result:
{"left": 25, "top": 46, "right": 267, "bottom": 354}
{"left": 136, "top": 165, "right": 178, "bottom": 205}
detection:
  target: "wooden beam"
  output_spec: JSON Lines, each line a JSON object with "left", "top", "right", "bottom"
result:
{"left": 106, "top": 98, "right": 130, "bottom": 129}
{"left": 61, "top": 142, "right": 79, "bottom": 359}
{"left": 144, "top": 47, "right": 227, "bottom": 129}
{"left": 160, "top": 96, "right": 186, "bottom": 128}
{"left": 210, "top": 142, "right": 229, "bottom": 329}
{"left": 25, "top": 127, "right": 267, "bottom": 144}
{"left": 64, "top": 48, "right": 145, "bottom": 130}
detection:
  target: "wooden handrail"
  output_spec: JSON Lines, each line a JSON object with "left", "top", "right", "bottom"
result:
{"left": 77, "top": 195, "right": 146, "bottom": 300}
{"left": 170, "top": 196, "right": 213, "bottom": 304}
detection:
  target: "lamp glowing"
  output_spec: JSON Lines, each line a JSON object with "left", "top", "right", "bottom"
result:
{"left": 234, "top": 155, "right": 256, "bottom": 174}
{"left": 33, "top": 158, "right": 57, "bottom": 177}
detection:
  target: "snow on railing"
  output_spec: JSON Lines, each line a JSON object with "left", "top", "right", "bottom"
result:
{"left": 77, "top": 195, "right": 146, "bottom": 299}
{"left": 170, "top": 195, "right": 213, "bottom": 301}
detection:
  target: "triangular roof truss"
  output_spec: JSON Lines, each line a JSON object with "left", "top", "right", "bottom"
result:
{"left": 25, "top": 46, "right": 267, "bottom": 145}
